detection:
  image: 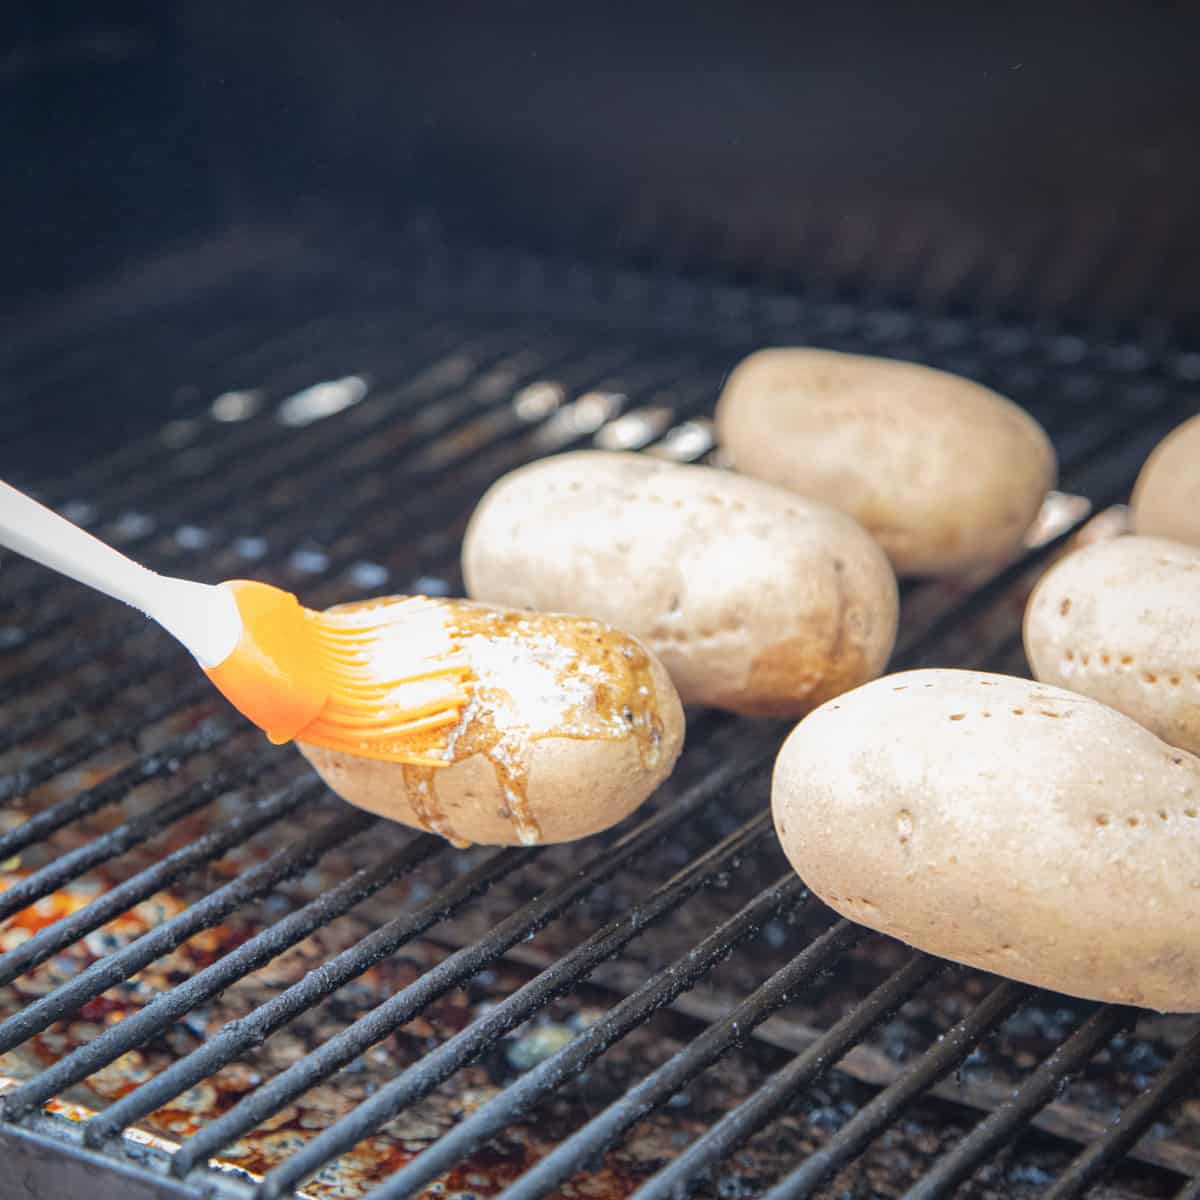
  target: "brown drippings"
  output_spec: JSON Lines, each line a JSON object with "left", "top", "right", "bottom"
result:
{"left": 329, "top": 598, "right": 666, "bottom": 846}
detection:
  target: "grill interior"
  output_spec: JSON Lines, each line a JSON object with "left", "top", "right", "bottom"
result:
{"left": 2, "top": 237, "right": 1200, "bottom": 1200}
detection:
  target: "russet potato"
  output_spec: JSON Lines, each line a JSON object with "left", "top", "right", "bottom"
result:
{"left": 772, "top": 669, "right": 1200, "bottom": 1012}
{"left": 715, "top": 348, "right": 1056, "bottom": 577}
{"left": 461, "top": 450, "right": 898, "bottom": 717}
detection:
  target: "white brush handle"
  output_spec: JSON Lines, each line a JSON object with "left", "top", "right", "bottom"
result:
{"left": 0, "top": 481, "right": 242, "bottom": 668}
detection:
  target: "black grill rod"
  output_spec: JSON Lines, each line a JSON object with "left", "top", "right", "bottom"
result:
{"left": 0, "top": 778, "right": 344, "bottom": 1059}
{"left": 504, "top": 945, "right": 936, "bottom": 1200}
{"left": 81, "top": 843, "right": 525, "bottom": 1147}
{"left": 0, "top": 654, "right": 179, "bottom": 756}
{"left": 0, "top": 731, "right": 275, "bottom": 924}
{"left": 0, "top": 281, "right": 394, "bottom": 439}
{"left": 166, "top": 747, "right": 773, "bottom": 1180}
{"left": 0, "top": 335, "right": 688, "bottom": 676}
{"left": 902, "top": 1003, "right": 1133, "bottom": 1200}
{"left": 255, "top": 809, "right": 779, "bottom": 1200}
{"left": 752, "top": 981, "right": 1026, "bottom": 1200}
{"left": 0, "top": 324, "right": 585, "bottom": 616}
{"left": 0, "top": 321, "right": 501, "bottom": 591}
{"left": 0, "top": 760, "right": 310, "bottom": 988}
{"left": 0, "top": 307, "right": 460, "bottom": 511}
{"left": 6, "top": 831, "right": 447, "bottom": 1122}
{"left": 623, "top": 952, "right": 941, "bottom": 1200}
{"left": 0, "top": 707, "right": 231, "bottom": 845}
{"left": 1045, "top": 1026, "right": 1200, "bottom": 1200}
{"left": 382, "top": 901, "right": 860, "bottom": 1200}
{"left": 0, "top": 304, "right": 444, "bottom": 522}
{"left": 1, "top": 325, "right": 598, "bottom": 613}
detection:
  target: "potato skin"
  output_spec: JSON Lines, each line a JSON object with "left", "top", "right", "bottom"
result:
{"left": 714, "top": 348, "right": 1057, "bottom": 577}
{"left": 299, "top": 599, "right": 684, "bottom": 847}
{"left": 1131, "top": 415, "right": 1200, "bottom": 547}
{"left": 772, "top": 669, "right": 1200, "bottom": 1012}
{"left": 461, "top": 450, "right": 898, "bottom": 717}
{"left": 1024, "top": 535, "right": 1200, "bottom": 755}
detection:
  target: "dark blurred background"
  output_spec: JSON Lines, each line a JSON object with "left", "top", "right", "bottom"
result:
{"left": 3, "top": 1, "right": 1199, "bottom": 338}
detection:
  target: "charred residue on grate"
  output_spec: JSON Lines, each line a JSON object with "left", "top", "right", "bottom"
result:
{"left": 1, "top": 257, "right": 1199, "bottom": 1200}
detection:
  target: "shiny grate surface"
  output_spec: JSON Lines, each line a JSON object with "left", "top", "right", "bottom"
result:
{"left": 1, "top": 247, "right": 1199, "bottom": 1200}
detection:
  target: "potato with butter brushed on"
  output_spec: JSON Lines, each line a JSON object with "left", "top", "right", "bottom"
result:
{"left": 715, "top": 348, "right": 1056, "bottom": 577}
{"left": 771, "top": 669, "right": 1200, "bottom": 1012}
{"left": 461, "top": 450, "right": 898, "bottom": 717}
{"left": 298, "top": 597, "right": 684, "bottom": 847}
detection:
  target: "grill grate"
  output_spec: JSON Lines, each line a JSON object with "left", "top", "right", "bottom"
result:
{"left": 1, "top": 244, "right": 1198, "bottom": 1200}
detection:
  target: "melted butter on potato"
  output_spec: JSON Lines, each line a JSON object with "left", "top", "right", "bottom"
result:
{"left": 772, "top": 669, "right": 1200, "bottom": 1012}
{"left": 1131, "top": 414, "right": 1200, "bottom": 547}
{"left": 715, "top": 348, "right": 1056, "bottom": 577}
{"left": 1024, "top": 535, "right": 1200, "bottom": 755}
{"left": 299, "top": 597, "right": 683, "bottom": 847}
{"left": 462, "top": 450, "right": 898, "bottom": 717}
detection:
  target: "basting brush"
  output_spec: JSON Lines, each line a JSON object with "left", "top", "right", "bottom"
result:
{"left": 0, "top": 481, "right": 472, "bottom": 766}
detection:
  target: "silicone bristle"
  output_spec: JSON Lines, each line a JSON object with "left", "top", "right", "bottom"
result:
{"left": 292, "top": 597, "right": 472, "bottom": 765}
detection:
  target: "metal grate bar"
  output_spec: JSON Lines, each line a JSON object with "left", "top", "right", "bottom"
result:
{"left": 0, "top": 714, "right": 232, "bottom": 846}
{"left": 259, "top": 815, "right": 780, "bottom": 1200}
{"left": 758, "top": 982, "right": 1027, "bottom": 1200}
{"left": 1045, "top": 1027, "right": 1200, "bottom": 1200}
{"left": 0, "top": 778, "right": 337, "bottom": 1060}
{"left": 0, "top": 327, "right": 571, "bottom": 625}
{"left": 1176, "top": 1177, "right": 1200, "bottom": 1200}
{"left": 167, "top": 750, "right": 771, "bottom": 1179}
{"left": 12, "top": 327, "right": 564, "bottom": 585}
{"left": 496, "top": 918, "right": 867, "bottom": 1200}
{"left": 630, "top": 953, "right": 943, "bottom": 1200}
{"left": 3, "top": 310, "right": 457, "bottom": 512}
{"left": 0, "top": 762, "right": 310, "bottom": 988}
{"left": 81, "top": 845, "right": 524, "bottom": 1148}
{"left": 0, "top": 324, "right": 515, "bottom": 612}
{"left": 0, "top": 655, "right": 168, "bottom": 755}
{"left": 0, "top": 680, "right": 216, "bottom": 806}
{"left": 6, "top": 832, "right": 443, "bottom": 1124}
{"left": 0, "top": 735, "right": 274, "bottom": 924}
{"left": 383, "top": 901, "right": 859, "bottom": 1200}
{"left": 902, "top": 1004, "right": 1133, "bottom": 1199}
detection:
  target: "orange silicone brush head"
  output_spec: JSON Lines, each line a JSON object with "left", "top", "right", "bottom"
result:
{"left": 204, "top": 581, "right": 471, "bottom": 766}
